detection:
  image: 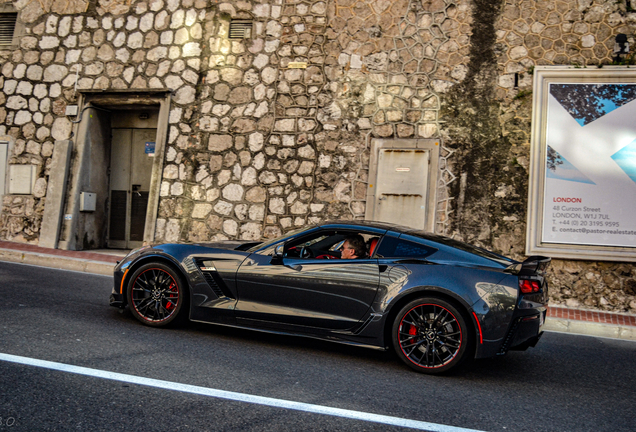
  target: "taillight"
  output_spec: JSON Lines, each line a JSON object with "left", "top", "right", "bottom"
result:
{"left": 519, "top": 279, "right": 541, "bottom": 293}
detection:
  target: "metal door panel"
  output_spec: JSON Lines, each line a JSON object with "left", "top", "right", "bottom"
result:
{"left": 110, "top": 129, "right": 131, "bottom": 191}
{"left": 130, "top": 191, "right": 149, "bottom": 242}
{"left": 108, "top": 129, "right": 131, "bottom": 248}
{"left": 131, "top": 129, "right": 155, "bottom": 189}
{"left": 108, "top": 190, "right": 127, "bottom": 241}
{"left": 0, "top": 142, "right": 7, "bottom": 194}
{"left": 108, "top": 128, "right": 156, "bottom": 248}
{"left": 375, "top": 149, "right": 429, "bottom": 230}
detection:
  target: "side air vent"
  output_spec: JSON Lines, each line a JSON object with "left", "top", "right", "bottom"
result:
{"left": 196, "top": 260, "right": 235, "bottom": 299}
{"left": 183, "top": 257, "right": 198, "bottom": 273}
{"left": 201, "top": 271, "right": 226, "bottom": 298}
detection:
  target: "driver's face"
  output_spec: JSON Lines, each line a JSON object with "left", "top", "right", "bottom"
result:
{"left": 340, "top": 241, "right": 356, "bottom": 259}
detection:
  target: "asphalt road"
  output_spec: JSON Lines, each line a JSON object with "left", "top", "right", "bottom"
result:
{"left": 1, "top": 261, "right": 635, "bottom": 432}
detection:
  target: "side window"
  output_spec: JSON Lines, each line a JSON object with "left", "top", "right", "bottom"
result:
{"left": 376, "top": 236, "right": 436, "bottom": 259}
{"left": 285, "top": 232, "right": 335, "bottom": 259}
{"left": 282, "top": 230, "right": 381, "bottom": 259}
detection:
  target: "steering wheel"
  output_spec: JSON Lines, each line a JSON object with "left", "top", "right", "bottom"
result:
{"left": 300, "top": 246, "right": 314, "bottom": 258}
{"left": 316, "top": 254, "right": 337, "bottom": 259}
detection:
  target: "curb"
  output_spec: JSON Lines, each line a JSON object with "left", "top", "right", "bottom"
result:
{"left": 543, "top": 317, "right": 636, "bottom": 341}
{"left": 0, "top": 248, "right": 115, "bottom": 276}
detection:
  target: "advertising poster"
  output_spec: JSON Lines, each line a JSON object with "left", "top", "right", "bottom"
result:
{"left": 542, "top": 83, "right": 636, "bottom": 248}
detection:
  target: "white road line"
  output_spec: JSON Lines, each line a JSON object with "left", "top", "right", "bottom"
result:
{"left": 1, "top": 353, "right": 485, "bottom": 432}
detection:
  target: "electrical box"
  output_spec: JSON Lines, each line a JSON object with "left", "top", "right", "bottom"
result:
{"left": 80, "top": 192, "right": 96, "bottom": 212}
{"left": 8, "top": 165, "right": 36, "bottom": 194}
{"left": 65, "top": 105, "right": 79, "bottom": 116}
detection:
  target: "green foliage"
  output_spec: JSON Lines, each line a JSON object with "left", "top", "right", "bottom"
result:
{"left": 513, "top": 90, "right": 532, "bottom": 100}
{"left": 612, "top": 52, "right": 636, "bottom": 66}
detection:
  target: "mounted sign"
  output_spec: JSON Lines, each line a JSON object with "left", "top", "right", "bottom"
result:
{"left": 288, "top": 62, "right": 307, "bottom": 69}
{"left": 527, "top": 66, "right": 636, "bottom": 261}
{"left": 145, "top": 141, "right": 155, "bottom": 156}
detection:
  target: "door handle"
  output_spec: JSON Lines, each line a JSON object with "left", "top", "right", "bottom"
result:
{"left": 132, "top": 184, "right": 142, "bottom": 197}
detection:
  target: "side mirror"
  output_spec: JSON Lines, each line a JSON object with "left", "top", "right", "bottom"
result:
{"left": 271, "top": 244, "right": 284, "bottom": 264}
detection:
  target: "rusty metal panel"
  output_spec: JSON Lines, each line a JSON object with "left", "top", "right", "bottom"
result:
{"left": 375, "top": 149, "right": 429, "bottom": 229}
{"left": 0, "top": 142, "right": 7, "bottom": 197}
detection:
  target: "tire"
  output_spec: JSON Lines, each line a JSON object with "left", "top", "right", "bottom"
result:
{"left": 127, "top": 262, "right": 188, "bottom": 327}
{"left": 392, "top": 297, "right": 471, "bottom": 374}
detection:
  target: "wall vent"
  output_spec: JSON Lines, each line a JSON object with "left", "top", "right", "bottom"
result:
{"left": 0, "top": 13, "right": 16, "bottom": 45}
{"left": 229, "top": 20, "right": 252, "bottom": 39}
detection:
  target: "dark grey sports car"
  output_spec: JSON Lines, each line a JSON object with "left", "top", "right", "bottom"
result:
{"left": 110, "top": 221, "right": 550, "bottom": 374}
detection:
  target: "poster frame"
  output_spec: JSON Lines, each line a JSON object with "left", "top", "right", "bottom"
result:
{"left": 526, "top": 66, "right": 636, "bottom": 262}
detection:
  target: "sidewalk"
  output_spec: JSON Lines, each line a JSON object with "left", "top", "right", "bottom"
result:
{"left": 1, "top": 240, "right": 635, "bottom": 342}
{"left": 0, "top": 240, "right": 125, "bottom": 276}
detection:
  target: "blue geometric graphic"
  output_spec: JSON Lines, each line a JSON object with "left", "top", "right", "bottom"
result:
{"left": 550, "top": 84, "right": 636, "bottom": 126}
{"left": 546, "top": 146, "right": 595, "bottom": 184}
{"left": 611, "top": 140, "right": 636, "bottom": 184}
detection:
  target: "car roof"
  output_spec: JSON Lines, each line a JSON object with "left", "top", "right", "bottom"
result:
{"left": 318, "top": 221, "right": 512, "bottom": 265}
{"left": 320, "top": 220, "right": 413, "bottom": 232}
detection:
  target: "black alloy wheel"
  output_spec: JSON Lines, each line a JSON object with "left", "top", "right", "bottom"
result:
{"left": 392, "top": 297, "right": 471, "bottom": 374}
{"left": 128, "top": 262, "right": 188, "bottom": 327}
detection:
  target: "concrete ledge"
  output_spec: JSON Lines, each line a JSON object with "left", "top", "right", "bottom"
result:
{"left": 0, "top": 248, "right": 114, "bottom": 276}
{"left": 544, "top": 317, "right": 636, "bottom": 341}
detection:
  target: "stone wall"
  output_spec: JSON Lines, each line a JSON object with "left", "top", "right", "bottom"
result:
{"left": 442, "top": 0, "right": 636, "bottom": 312}
{"left": 0, "top": 0, "right": 634, "bottom": 312}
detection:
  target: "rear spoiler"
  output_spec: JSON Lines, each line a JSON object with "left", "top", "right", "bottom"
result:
{"left": 504, "top": 256, "right": 551, "bottom": 276}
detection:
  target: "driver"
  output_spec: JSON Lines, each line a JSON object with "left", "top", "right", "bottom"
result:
{"left": 340, "top": 235, "right": 367, "bottom": 259}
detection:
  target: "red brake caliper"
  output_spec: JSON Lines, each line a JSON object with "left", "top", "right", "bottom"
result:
{"left": 165, "top": 282, "right": 176, "bottom": 310}
{"left": 408, "top": 325, "right": 418, "bottom": 336}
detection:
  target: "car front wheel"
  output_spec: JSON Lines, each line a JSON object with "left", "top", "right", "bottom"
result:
{"left": 392, "top": 297, "right": 471, "bottom": 374}
{"left": 127, "top": 262, "right": 188, "bottom": 327}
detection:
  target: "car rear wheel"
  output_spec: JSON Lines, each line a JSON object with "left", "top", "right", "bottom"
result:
{"left": 127, "top": 262, "right": 188, "bottom": 327}
{"left": 392, "top": 297, "right": 471, "bottom": 374}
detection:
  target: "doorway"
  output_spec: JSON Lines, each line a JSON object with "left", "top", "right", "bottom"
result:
{"left": 54, "top": 91, "right": 170, "bottom": 252}
{"left": 108, "top": 128, "right": 156, "bottom": 249}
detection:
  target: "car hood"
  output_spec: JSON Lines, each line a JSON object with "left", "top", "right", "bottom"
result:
{"left": 192, "top": 240, "right": 259, "bottom": 250}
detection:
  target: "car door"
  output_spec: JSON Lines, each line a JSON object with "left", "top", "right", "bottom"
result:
{"left": 235, "top": 232, "right": 381, "bottom": 331}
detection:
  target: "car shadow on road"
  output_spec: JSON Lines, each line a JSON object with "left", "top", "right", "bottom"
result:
{"left": 111, "top": 307, "right": 636, "bottom": 389}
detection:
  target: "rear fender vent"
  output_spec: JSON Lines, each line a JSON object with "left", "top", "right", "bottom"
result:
{"left": 497, "top": 318, "right": 521, "bottom": 355}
